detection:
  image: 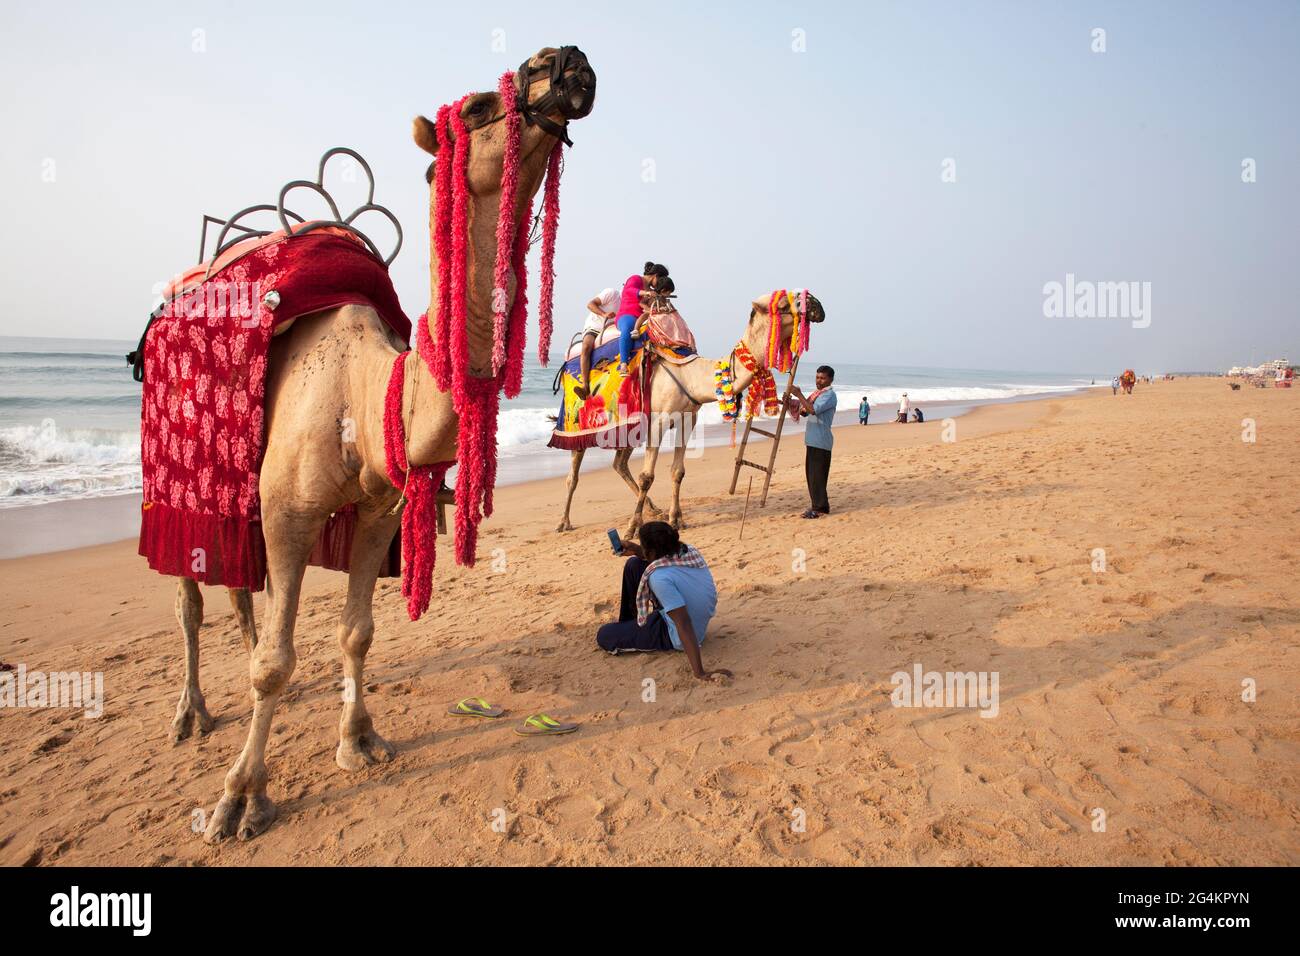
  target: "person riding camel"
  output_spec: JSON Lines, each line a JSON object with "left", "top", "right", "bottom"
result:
{"left": 574, "top": 286, "right": 620, "bottom": 399}
{"left": 616, "top": 262, "right": 669, "bottom": 376}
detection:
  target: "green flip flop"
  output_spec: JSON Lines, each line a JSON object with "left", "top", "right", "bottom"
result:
{"left": 515, "top": 714, "right": 579, "bottom": 737}
{"left": 447, "top": 697, "right": 504, "bottom": 719}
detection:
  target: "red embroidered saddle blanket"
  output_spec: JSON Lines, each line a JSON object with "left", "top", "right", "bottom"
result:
{"left": 138, "top": 230, "right": 410, "bottom": 590}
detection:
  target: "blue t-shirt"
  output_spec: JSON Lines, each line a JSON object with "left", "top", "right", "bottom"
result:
{"left": 804, "top": 388, "right": 837, "bottom": 450}
{"left": 648, "top": 564, "right": 717, "bottom": 651}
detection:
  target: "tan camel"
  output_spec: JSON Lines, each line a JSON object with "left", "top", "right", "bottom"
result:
{"left": 161, "top": 47, "right": 596, "bottom": 843}
{"left": 554, "top": 292, "right": 825, "bottom": 536}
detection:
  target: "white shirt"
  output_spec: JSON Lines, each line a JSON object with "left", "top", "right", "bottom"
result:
{"left": 899, "top": 395, "right": 910, "bottom": 414}
{"left": 583, "top": 288, "right": 619, "bottom": 336}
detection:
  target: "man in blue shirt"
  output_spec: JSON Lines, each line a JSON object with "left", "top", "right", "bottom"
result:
{"left": 596, "top": 522, "right": 731, "bottom": 682}
{"left": 790, "top": 365, "right": 837, "bottom": 519}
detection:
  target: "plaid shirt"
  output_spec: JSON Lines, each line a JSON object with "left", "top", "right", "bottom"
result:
{"left": 635, "top": 544, "right": 709, "bottom": 625}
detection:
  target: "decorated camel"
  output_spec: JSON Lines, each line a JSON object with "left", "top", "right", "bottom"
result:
{"left": 554, "top": 290, "right": 825, "bottom": 536}
{"left": 1120, "top": 369, "right": 1136, "bottom": 394}
{"left": 142, "top": 47, "right": 596, "bottom": 843}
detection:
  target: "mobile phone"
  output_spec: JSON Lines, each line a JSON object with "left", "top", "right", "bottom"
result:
{"left": 606, "top": 529, "right": 623, "bottom": 555}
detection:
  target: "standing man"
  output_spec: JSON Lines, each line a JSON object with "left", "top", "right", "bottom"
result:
{"left": 574, "top": 286, "right": 620, "bottom": 399}
{"left": 858, "top": 395, "right": 870, "bottom": 425}
{"left": 1111, "top": 375, "right": 1119, "bottom": 396}
{"left": 790, "top": 365, "right": 837, "bottom": 519}
{"left": 896, "top": 391, "right": 910, "bottom": 423}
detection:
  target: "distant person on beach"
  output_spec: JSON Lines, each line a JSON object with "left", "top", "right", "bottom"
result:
{"left": 858, "top": 396, "right": 870, "bottom": 425}
{"left": 597, "top": 522, "right": 730, "bottom": 683}
{"left": 789, "top": 365, "right": 837, "bottom": 518}
{"left": 1111, "top": 376, "right": 1119, "bottom": 395}
{"left": 574, "top": 286, "right": 619, "bottom": 399}
{"left": 896, "top": 392, "right": 910, "bottom": 423}
{"left": 912, "top": 407, "right": 924, "bottom": 423}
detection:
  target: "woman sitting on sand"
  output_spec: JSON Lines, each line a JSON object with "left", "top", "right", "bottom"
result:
{"left": 615, "top": 262, "right": 669, "bottom": 375}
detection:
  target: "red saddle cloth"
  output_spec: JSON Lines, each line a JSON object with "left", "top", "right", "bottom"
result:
{"left": 138, "top": 231, "right": 410, "bottom": 590}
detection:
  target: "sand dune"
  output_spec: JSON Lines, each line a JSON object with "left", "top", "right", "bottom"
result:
{"left": 1, "top": 378, "right": 1296, "bottom": 866}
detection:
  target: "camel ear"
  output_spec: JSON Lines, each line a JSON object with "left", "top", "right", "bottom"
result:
{"left": 412, "top": 115, "right": 439, "bottom": 156}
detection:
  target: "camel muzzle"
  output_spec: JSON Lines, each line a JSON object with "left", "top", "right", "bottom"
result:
{"left": 513, "top": 45, "right": 596, "bottom": 145}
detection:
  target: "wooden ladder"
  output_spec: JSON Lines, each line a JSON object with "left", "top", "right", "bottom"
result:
{"left": 728, "top": 356, "right": 800, "bottom": 507}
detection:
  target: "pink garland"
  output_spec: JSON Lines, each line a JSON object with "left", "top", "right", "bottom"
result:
{"left": 420, "top": 101, "right": 460, "bottom": 391}
{"left": 383, "top": 352, "right": 451, "bottom": 621}
{"left": 536, "top": 140, "right": 563, "bottom": 366}
{"left": 395, "top": 76, "right": 569, "bottom": 595}
{"left": 446, "top": 102, "right": 474, "bottom": 421}
{"left": 502, "top": 198, "right": 533, "bottom": 398}
{"left": 490, "top": 72, "right": 524, "bottom": 377}
{"left": 797, "top": 289, "right": 811, "bottom": 352}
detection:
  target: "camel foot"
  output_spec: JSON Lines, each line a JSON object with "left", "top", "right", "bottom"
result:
{"left": 556, "top": 519, "right": 574, "bottom": 532}
{"left": 171, "top": 688, "right": 215, "bottom": 743}
{"left": 203, "top": 791, "right": 278, "bottom": 843}
{"left": 237, "top": 793, "right": 277, "bottom": 841}
{"left": 336, "top": 729, "right": 396, "bottom": 772}
{"left": 670, "top": 514, "right": 686, "bottom": 531}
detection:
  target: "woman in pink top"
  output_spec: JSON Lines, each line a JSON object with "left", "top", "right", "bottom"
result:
{"left": 616, "top": 262, "right": 669, "bottom": 373}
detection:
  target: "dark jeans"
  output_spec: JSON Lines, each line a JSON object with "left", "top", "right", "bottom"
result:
{"left": 596, "top": 556, "right": 673, "bottom": 653}
{"left": 805, "top": 446, "right": 832, "bottom": 513}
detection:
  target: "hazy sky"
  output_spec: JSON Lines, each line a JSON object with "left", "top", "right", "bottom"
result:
{"left": 2, "top": 0, "right": 1296, "bottom": 373}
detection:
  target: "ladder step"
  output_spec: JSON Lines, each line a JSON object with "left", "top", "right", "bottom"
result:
{"left": 738, "top": 459, "right": 771, "bottom": 473}
{"left": 747, "top": 426, "right": 777, "bottom": 438}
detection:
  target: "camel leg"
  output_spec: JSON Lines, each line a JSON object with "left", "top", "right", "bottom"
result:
{"left": 171, "top": 578, "right": 215, "bottom": 743}
{"left": 204, "top": 507, "right": 321, "bottom": 844}
{"left": 556, "top": 447, "right": 586, "bottom": 532}
{"left": 228, "top": 587, "right": 257, "bottom": 653}
{"left": 335, "top": 505, "right": 401, "bottom": 771}
{"left": 625, "top": 417, "right": 665, "bottom": 539}
{"left": 613, "top": 447, "right": 664, "bottom": 518}
{"left": 668, "top": 410, "right": 695, "bottom": 530}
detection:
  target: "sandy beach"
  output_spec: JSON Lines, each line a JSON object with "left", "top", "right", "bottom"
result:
{"left": 1, "top": 377, "right": 1296, "bottom": 866}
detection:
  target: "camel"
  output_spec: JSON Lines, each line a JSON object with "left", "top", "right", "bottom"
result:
{"left": 554, "top": 291, "right": 825, "bottom": 537}
{"left": 160, "top": 47, "right": 596, "bottom": 843}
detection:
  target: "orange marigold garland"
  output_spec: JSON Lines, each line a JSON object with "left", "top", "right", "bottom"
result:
{"left": 735, "top": 341, "right": 778, "bottom": 418}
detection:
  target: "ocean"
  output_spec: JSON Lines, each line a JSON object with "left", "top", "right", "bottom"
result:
{"left": 0, "top": 335, "right": 1101, "bottom": 510}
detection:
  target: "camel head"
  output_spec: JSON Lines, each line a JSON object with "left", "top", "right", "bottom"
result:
{"left": 412, "top": 46, "right": 597, "bottom": 377}
{"left": 743, "top": 290, "right": 826, "bottom": 365}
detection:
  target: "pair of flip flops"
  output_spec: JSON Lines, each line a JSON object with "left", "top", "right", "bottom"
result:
{"left": 446, "top": 698, "right": 578, "bottom": 737}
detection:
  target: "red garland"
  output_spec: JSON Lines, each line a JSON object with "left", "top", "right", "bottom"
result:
{"left": 502, "top": 197, "right": 533, "bottom": 398}
{"left": 536, "top": 140, "right": 563, "bottom": 366}
{"left": 735, "top": 341, "right": 778, "bottom": 417}
{"left": 447, "top": 102, "right": 473, "bottom": 416}
{"left": 394, "top": 76, "right": 570, "bottom": 610}
{"left": 421, "top": 101, "right": 460, "bottom": 391}
{"left": 490, "top": 72, "right": 523, "bottom": 377}
{"left": 383, "top": 352, "right": 451, "bottom": 621}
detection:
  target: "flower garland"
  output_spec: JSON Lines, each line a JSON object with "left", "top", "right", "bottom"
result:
{"left": 714, "top": 359, "right": 740, "bottom": 446}
{"left": 536, "top": 141, "right": 563, "bottom": 367}
{"left": 390, "top": 70, "right": 570, "bottom": 618}
{"left": 714, "top": 360, "right": 738, "bottom": 419}
{"left": 383, "top": 352, "right": 452, "bottom": 621}
{"left": 767, "top": 290, "right": 786, "bottom": 369}
{"left": 735, "top": 341, "right": 779, "bottom": 418}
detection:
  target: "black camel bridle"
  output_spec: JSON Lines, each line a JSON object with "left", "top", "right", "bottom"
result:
{"left": 474, "top": 45, "right": 596, "bottom": 147}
